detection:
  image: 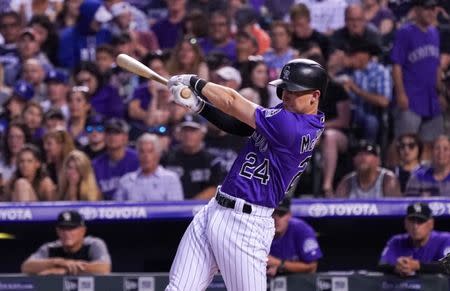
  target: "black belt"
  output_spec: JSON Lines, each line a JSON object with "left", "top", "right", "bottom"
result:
{"left": 215, "top": 192, "right": 252, "bottom": 214}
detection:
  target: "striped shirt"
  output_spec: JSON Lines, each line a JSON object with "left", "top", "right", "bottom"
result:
{"left": 405, "top": 166, "right": 450, "bottom": 197}
{"left": 351, "top": 60, "right": 392, "bottom": 113}
{"left": 114, "top": 166, "right": 184, "bottom": 201}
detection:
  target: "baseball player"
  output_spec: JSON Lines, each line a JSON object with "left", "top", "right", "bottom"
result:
{"left": 165, "top": 59, "right": 328, "bottom": 291}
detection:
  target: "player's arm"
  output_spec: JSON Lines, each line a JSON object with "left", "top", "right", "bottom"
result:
{"left": 21, "top": 258, "right": 66, "bottom": 275}
{"left": 79, "top": 261, "right": 111, "bottom": 274}
{"left": 282, "top": 260, "right": 318, "bottom": 273}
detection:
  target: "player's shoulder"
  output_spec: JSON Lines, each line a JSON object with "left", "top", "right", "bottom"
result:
{"left": 84, "top": 236, "right": 107, "bottom": 246}
{"left": 388, "top": 233, "right": 409, "bottom": 244}
{"left": 43, "top": 239, "right": 63, "bottom": 249}
{"left": 289, "top": 217, "right": 315, "bottom": 233}
{"left": 431, "top": 231, "right": 450, "bottom": 241}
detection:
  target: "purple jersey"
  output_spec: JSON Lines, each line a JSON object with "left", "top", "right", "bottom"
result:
{"left": 380, "top": 231, "right": 450, "bottom": 265}
{"left": 390, "top": 23, "right": 440, "bottom": 117}
{"left": 220, "top": 104, "right": 325, "bottom": 208}
{"left": 93, "top": 148, "right": 139, "bottom": 200}
{"left": 270, "top": 217, "right": 322, "bottom": 263}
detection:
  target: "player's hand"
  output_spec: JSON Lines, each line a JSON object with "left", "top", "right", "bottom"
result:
{"left": 55, "top": 258, "right": 87, "bottom": 275}
{"left": 169, "top": 83, "right": 204, "bottom": 112}
{"left": 168, "top": 74, "right": 196, "bottom": 88}
{"left": 267, "top": 255, "right": 282, "bottom": 267}
{"left": 267, "top": 265, "right": 278, "bottom": 277}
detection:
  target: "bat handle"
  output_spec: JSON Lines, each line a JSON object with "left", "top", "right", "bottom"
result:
{"left": 180, "top": 87, "right": 192, "bottom": 99}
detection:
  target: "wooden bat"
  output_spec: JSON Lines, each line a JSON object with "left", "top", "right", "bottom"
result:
{"left": 116, "top": 53, "right": 191, "bottom": 98}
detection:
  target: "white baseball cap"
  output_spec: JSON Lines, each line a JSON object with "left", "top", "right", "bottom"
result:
{"left": 216, "top": 66, "right": 242, "bottom": 87}
{"left": 94, "top": 5, "right": 113, "bottom": 23}
{"left": 110, "top": 2, "right": 131, "bottom": 17}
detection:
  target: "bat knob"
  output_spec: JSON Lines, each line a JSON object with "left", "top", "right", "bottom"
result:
{"left": 180, "top": 87, "right": 192, "bottom": 99}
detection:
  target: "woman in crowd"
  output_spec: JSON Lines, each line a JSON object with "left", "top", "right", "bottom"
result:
{"left": 7, "top": 144, "right": 56, "bottom": 201}
{"left": 0, "top": 121, "right": 31, "bottom": 184}
{"left": 391, "top": 133, "right": 423, "bottom": 193}
{"left": 74, "top": 62, "right": 123, "bottom": 119}
{"left": 28, "top": 14, "right": 60, "bottom": 65}
{"left": 43, "top": 128, "right": 75, "bottom": 184}
{"left": 240, "top": 56, "right": 273, "bottom": 108}
{"left": 166, "top": 37, "right": 209, "bottom": 80}
{"left": 22, "top": 101, "right": 44, "bottom": 142}
{"left": 58, "top": 150, "right": 101, "bottom": 201}
{"left": 67, "top": 86, "right": 92, "bottom": 146}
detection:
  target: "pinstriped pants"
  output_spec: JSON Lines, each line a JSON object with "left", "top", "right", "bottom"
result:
{"left": 166, "top": 196, "right": 275, "bottom": 291}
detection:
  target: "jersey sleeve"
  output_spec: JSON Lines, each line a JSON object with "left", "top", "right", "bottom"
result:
{"left": 390, "top": 28, "right": 407, "bottom": 65}
{"left": 379, "top": 237, "right": 400, "bottom": 265}
{"left": 28, "top": 244, "right": 50, "bottom": 260}
{"left": 296, "top": 224, "right": 322, "bottom": 263}
{"left": 88, "top": 237, "right": 112, "bottom": 264}
{"left": 254, "top": 106, "right": 298, "bottom": 149}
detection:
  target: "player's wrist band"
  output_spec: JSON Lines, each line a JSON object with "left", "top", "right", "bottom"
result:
{"left": 190, "top": 77, "right": 207, "bottom": 94}
{"left": 195, "top": 99, "right": 206, "bottom": 113}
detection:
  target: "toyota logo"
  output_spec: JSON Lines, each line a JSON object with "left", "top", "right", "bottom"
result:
{"left": 308, "top": 203, "right": 328, "bottom": 217}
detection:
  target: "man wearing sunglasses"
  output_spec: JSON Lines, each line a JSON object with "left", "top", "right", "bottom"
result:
{"left": 378, "top": 202, "right": 450, "bottom": 276}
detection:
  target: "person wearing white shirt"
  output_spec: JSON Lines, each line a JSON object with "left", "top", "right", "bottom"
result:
{"left": 114, "top": 133, "right": 183, "bottom": 201}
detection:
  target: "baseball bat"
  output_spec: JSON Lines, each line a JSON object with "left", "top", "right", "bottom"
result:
{"left": 116, "top": 54, "right": 191, "bottom": 98}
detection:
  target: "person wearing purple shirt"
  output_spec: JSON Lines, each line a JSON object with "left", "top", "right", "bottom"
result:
{"left": 164, "top": 58, "right": 327, "bottom": 290}
{"left": 268, "top": 197, "right": 322, "bottom": 277}
{"left": 378, "top": 202, "right": 450, "bottom": 276}
{"left": 93, "top": 118, "right": 139, "bottom": 200}
{"left": 152, "top": 0, "right": 185, "bottom": 49}
{"left": 391, "top": 0, "right": 445, "bottom": 160}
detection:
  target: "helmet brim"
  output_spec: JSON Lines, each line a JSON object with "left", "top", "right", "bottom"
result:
{"left": 268, "top": 79, "right": 314, "bottom": 92}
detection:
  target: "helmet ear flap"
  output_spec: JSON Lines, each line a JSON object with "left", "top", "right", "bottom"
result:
{"left": 276, "top": 87, "right": 283, "bottom": 99}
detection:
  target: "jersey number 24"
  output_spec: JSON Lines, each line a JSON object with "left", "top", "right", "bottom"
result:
{"left": 239, "top": 152, "right": 270, "bottom": 185}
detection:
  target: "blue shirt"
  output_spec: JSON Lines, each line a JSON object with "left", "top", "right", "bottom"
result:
{"left": 93, "top": 148, "right": 139, "bottom": 200}
{"left": 199, "top": 38, "right": 237, "bottom": 62}
{"left": 380, "top": 231, "right": 450, "bottom": 265}
{"left": 270, "top": 217, "right": 323, "bottom": 263}
{"left": 220, "top": 104, "right": 325, "bottom": 208}
{"left": 405, "top": 166, "right": 450, "bottom": 197}
{"left": 152, "top": 18, "right": 184, "bottom": 49}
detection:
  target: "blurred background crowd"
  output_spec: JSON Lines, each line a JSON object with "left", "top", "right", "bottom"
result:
{"left": 0, "top": 0, "right": 449, "bottom": 202}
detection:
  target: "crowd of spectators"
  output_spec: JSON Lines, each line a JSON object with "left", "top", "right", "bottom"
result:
{"left": 0, "top": 0, "right": 449, "bottom": 201}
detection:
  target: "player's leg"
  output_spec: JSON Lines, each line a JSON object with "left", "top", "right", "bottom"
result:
{"left": 166, "top": 201, "right": 218, "bottom": 291}
{"left": 208, "top": 200, "right": 275, "bottom": 291}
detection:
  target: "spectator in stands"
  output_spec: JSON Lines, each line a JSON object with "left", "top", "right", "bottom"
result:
{"left": 335, "top": 140, "right": 402, "bottom": 198}
{"left": 58, "top": 150, "right": 101, "bottom": 201}
{"left": 17, "top": 28, "right": 52, "bottom": 70}
{"left": 67, "top": 86, "right": 92, "bottom": 147}
{"left": 21, "top": 58, "right": 47, "bottom": 101}
{"left": 43, "top": 108, "right": 66, "bottom": 132}
{"left": 267, "top": 197, "right": 322, "bottom": 277}
{"left": 163, "top": 114, "right": 224, "bottom": 200}
{"left": 0, "top": 80, "right": 34, "bottom": 133}
{"left": 55, "top": 0, "right": 82, "bottom": 30}
{"left": 21, "top": 210, "right": 111, "bottom": 275}
{"left": 40, "top": 69, "right": 70, "bottom": 119}
{"left": 9, "top": 0, "right": 62, "bottom": 23}
{"left": 43, "top": 128, "right": 76, "bottom": 184}
{"left": 94, "top": 45, "right": 115, "bottom": 76}
{"left": 22, "top": 101, "right": 44, "bottom": 141}
{"left": 263, "top": 21, "right": 299, "bottom": 80}
{"left": 114, "top": 133, "right": 183, "bottom": 201}
{"left": 93, "top": 118, "right": 139, "bottom": 200}
{"left": 341, "top": 39, "right": 391, "bottom": 143}
{"left": 74, "top": 62, "right": 124, "bottom": 119}
{"left": 362, "top": 0, "right": 395, "bottom": 36}
{"left": 57, "top": 0, "right": 112, "bottom": 69}
{"left": 82, "top": 114, "right": 106, "bottom": 160}
{"left": 296, "top": 0, "right": 347, "bottom": 35}
{"left": 235, "top": 6, "right": 270, "bottom": 55}
{"left": 405, "top": 135, "right": 450, "bottom": 196}
{"left": 0, "top": 120, "right": 31, "bottom": 185}
{"left": 28, "top": 15, "right": 60, "bottom": 66}
{"left": 240, "top": 56, "right": 273, "bottom": 108}
{"left": 378, "top": 202, "right": 450, "bottom": 276}
{"left": 289, "top": 4, "right": 330, "bottom": 60}
{"left": 7, "top": 143, "right": 56, "bottom": 201}
{"left": 391, "top": 133, "right": 423, "bottom": 193}
{"left": 167, "top": 37, "right": 209, "bottom": 80}
{"left": 234, "top": 31, "right": 258, "bottom": 73}
{"left": 152, "top": 0, "right": 186, "bottom": 49}
{"left": 0, "top": 11, "right": 22, "bottom": 86}
{"left": 109, "top": 1, "right": 159, "bottom": 58}
{"left": 391, "top": 0, "right": 445, "bottom": 161}
{"left": 199, "top": 10, "right": 237, "bottom": 62}
{"left": 103, "top": 0, "right": 150, "bottom": 33}
{"left": 183, "top": 9, "right": 209, "bottom": 39}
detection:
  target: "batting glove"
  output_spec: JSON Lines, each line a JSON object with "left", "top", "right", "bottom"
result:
{"left": 170, "top": 83, "right": 204, "bottom": 112}
{"left": 168, "top": 74, "right": 196, "bottom": 88}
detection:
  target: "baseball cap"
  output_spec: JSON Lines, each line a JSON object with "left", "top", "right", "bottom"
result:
{"left": 87, "top": 114, "right": 105, "bottom": 127}
{"left": 274, "top": 197, "right": 291, "bottom": 216}
{"left": 179, "top": 114, "right": 206, "bottom": 130}
{"left": 46, "top": 69, "right": 69, "bottom": 84}
{"left": 105, "top": 118, "right": 130, "bottom": 134}
{"left": 12, "top": 80, "right": 34, "bottom": 102}
{"left": 110, "top": 2, "right": 131, "bottom": 17}
{"left": 354, "top": 140, "right": 380, "bottom": 156}
{"left": 44, "top": 108, "right": 65, "bottom": 121}
{"left": 413, "top": 0, "right": 438, "bottom": 7}
{"left": 406, "top": 202, "right": 432, "bottom": 222}
{"left": 216, "top": 66, "right": 242, "bottom": 87}
{"left": 56, "top": 210, "right": 85, "bottom": 228}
